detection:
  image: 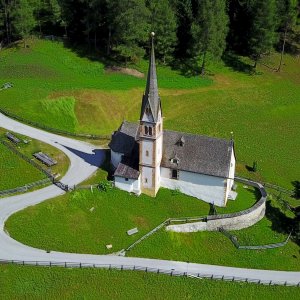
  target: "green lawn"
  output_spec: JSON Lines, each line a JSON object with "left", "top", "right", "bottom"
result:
{"left": 0, "top": 142, "right": 44, "bottom": 191}
{"left": 0, "top": 128, "right": 69, "bottom": 191}
{"left": 5, "top": 185, "right": 257, "bottom": 255}
{"left": 1, "top": 265, "right": 299, "bottom": 300}
{"left": 0, "top": 39, "right": 299, "bottom": 188}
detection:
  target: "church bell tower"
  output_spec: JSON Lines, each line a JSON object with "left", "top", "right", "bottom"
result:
{"left": 139, "top": 32, "right": 163, "bottom": 197}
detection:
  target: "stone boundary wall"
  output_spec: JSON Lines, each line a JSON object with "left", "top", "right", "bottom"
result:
{"left": 166, "top": 177, "right": 267, "bottom": 232}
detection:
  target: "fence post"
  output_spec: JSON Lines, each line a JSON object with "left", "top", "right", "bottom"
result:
{"left": 65, "top": 262, "right": 67, "bottom": 268}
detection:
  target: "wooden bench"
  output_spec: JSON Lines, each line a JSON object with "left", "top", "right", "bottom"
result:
{"left": 33, "top": 152, "right": 57, "bottom": 167}
{"left": 6, "top": 132, "right": 20, "bottom": 144}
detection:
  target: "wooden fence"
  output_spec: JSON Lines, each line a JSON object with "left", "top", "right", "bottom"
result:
{"left": 219, "top": 227, "right": 292, "bottom": 250}
{"left": 0, "top": 108, "right": 110, "bottom": 140}
{"left": 0, "top": 139, "right": 68, "bottom": 192}
{"left": 0, "top": 178, "right": 52, "bottom": 197}
{"left": 0, "top": 259, "right": 299, "bottom": 287}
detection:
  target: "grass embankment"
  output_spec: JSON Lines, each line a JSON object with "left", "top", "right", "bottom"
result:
{"left": 6, "top": 184, "right": 300, "bottom": 271}
{"left": 1, "top": 265, "right": 299, "bottom": 300}
{"left": 0, "top": 39, "right": 299, "bottom": 188}
{"left": 0, "top": 128, "right": 69, "bottom": 190}
{"left": 6, "top": 185, "right": 256, "bottom": 255}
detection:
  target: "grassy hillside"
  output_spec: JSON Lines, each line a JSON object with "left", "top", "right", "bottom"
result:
{"left": 0, "top": 39, "right": 299, "bottom": 188}
{"left": 1, "top": 265, "right": 299, "bottom": 300}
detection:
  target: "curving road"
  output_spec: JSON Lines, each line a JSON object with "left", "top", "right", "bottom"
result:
{"left": 0, "top": 112, "right": 300, "bottom": 286}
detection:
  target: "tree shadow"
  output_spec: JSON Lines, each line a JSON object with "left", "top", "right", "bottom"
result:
{"left": 61, "top": 38, "right": 122, "bottom": 69}
{"left": 169, "top": 58, "right": 199, "bottom": 77}
{"left": 245, "top": 165, "right": 254, "bottom": 172}
{"left": 265, "top": 200, "right": 294, "bottom": 235}
{"left": 291, "top": 180, "right": 300, "bottom": 199}
{"left": 222, "top": 52, "right": 253, "bottom": 74}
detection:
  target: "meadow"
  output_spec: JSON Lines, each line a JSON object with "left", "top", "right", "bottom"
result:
{"left": 0, "top": 39, "right": 299, "bottom": 188}
{"left": 1, "top": 265, "right": 299, "bottom": 300}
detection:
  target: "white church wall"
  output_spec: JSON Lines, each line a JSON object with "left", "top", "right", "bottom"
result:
{"left": 141, "top": 139, "right": 153, "bottom": 165}
{"left": 111, "top": 151, "right": 123, "bottom": 169}
{"left": 225, "top": 149, "right": 236, "bottom": 202}
{"left": 115, "top": 176, "right": 140, "bottom": 193}
{"left": 160, "top": 167, "right": 226, "bottom": 206}
{"left": 141, "top": 166, "right": 153, "bottom": 189}
{"left": 155, "top": 134, "right": 163, "bottom": 165}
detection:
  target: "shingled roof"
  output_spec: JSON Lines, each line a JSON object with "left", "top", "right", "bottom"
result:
{"left": 110, "top": 122, "right": 234, "bottom": 179}
{"left": 109, "top": 121, "right": 139, "bottom": 155}
{"left": 162, "top": 130, "right": 234, "bottom": 178}
{"left": 140, "top": 34, "right": 161, "bottom": 122}
{"left": 114, "top": 155, "right": 140, "bottom": 179}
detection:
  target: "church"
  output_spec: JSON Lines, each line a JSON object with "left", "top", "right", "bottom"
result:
{"left": 109, "top": 34, "right": 236, "bottom": 207}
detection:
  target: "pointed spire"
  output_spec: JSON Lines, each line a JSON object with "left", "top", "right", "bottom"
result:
{"left": 140, "top": 32, "right": 161, "bottom": 122}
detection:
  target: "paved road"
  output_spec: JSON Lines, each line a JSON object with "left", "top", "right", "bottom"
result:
{"left": 0, "top": 112, "right": 300, "bottom": 286}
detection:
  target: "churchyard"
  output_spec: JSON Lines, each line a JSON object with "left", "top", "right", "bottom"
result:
{"left": 0, "top": 39, "right": 299, "bottom": 296}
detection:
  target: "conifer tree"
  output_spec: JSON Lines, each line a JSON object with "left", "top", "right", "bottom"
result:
{"left": 171, "top": 0, "right": 193, "bottom": 58}
{"left": 276, "top": 0, "right": 298, "bottom": 71}
{"left": 247, "top": 0, "right": 277, "bottom": 69}
{"left": 13, "top": 0, "right": 36, "bottom": 47}
{"left": 107, "top": 0, "right": 150, "bottom": 64}
{"left": 147, "top": 0, "right": 177, "bottom": 64}
{"left": 1, "top": 0, "right": 15, "bottom": 44}
{"left": 191, "top": 0, "right": 228, "bottom": 75}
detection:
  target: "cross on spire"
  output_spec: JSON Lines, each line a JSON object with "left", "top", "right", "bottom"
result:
{"left": 140, "top": 32, "right": 161, "bottom": 122}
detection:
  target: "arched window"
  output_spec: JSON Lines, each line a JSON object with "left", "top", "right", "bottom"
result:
{"left": 146, "top": 150, "right": 149, "bottom": 157}
{"left": 149, "top": 127, "right": 152, "bottom": 136}
{"left": 144, "top": 126, "right": 148, "bottom": 135}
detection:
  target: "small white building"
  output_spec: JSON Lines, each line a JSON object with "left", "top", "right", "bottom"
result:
{"left": 109, "top": 34, "right": 236, "bottom": 207}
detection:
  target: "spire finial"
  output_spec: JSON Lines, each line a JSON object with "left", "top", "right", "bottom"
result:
{"left": 230, "top": 131, "right": 234, "bottom": 140}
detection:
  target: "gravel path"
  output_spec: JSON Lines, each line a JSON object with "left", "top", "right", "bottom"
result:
{"left": 0, "top": 112, "right": 299, "bottom": 286}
